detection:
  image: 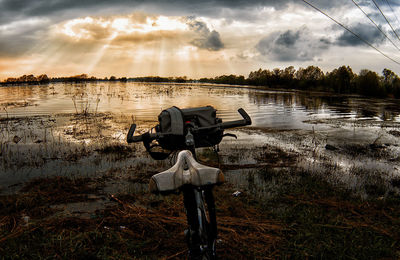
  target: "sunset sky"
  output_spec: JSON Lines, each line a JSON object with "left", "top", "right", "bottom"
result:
{"left": 1, "top": 0, "right": 400, "bottom": 80}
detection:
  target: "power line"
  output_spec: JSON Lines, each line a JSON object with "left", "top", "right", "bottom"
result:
{"left": 351, "top": 0, "right": 400, "bottom": 52}
{"left": 383, "top": 0, "right": 400, "bottom": 29}
{"left": 371, "top": 0, "right": 400, "bottom": 43}
{"left": 300, "top": 0, "right": 400, "bottom": 66}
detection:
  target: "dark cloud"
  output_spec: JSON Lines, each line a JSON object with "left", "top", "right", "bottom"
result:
{"left": 0, "top": 38, "right": 31, "bottom": 57}
{"left": 0, "top": 0, "right": 354, "bottom": 58}
{"left": 256, "top": 26, "right": 330, "bottom": 62}
{"left": 186, "top": 17, "right": 211, "bottom": 35}
{"left": 275, "top": 30, "right": 300, "bottom": 47}
{"left": 336, "top": 23, "right": 385, "bottom": 46}
{"left": 319, "top": 37, "right": 331, "bottom": 45}
{"left": 191, "top": 30, "right": 224, "bottom": 51}
{"left": 0, "top": 18, "right": 49, "bottom": 57}
{"left": 185, "top": 17, "right": 224, "bottom": 51}
{"left": 0, "top": 0, "right": 351, "bottom": 26}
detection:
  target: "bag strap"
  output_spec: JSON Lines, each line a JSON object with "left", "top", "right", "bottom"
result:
{"left": 166, "top": 106, "right": 184, "bottom": 135}
{"left": 142, "top": 132, "right": 171, "bottom": 160}
{"left": 142, "top": 106, "right": 184, "bottom": 160}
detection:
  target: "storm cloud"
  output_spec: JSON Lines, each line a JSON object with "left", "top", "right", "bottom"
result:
{"left": 0, "top": 0, "right": 351, "bottom": 26}
{"left": 185, "top": 17, "right": 224, "bottom": 51}
{"left": 0, "top": 18, "right": 50, "bottom": 57}
{"left": 256, "top": 26, "right": 330, "bottom": 62}
{"left": 0, "top": 0, "right": 350, "bottom": 57}
{"left": 0, "top": 0, "right": 398, "bottom": 79}
{"left": 336, "top": 23, "right": 385, "bottom": 46}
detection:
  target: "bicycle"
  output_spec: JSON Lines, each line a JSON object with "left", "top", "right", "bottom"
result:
{"left": 127, "top": 107, "right": 251, "bottom": 259}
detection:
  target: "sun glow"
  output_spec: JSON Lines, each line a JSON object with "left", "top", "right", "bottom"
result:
{"left": 61, "top": 17, "right": 108, "bottom": 39}
{"left": 111, "top": 18, "right": 130, "bottom": 32}
{"left": 2, "top": 11, "right": 236, "bottom": 80}
{"left": 57, "top": 14, "right": 188, "bottom": 40}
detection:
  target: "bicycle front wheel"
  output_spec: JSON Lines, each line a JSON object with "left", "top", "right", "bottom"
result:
{"left": 195, "top": 189, "right": 216, "bottom": 260}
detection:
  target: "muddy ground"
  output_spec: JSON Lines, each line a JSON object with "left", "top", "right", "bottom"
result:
{"left": 0, "top": 112, "right": 400, "bottom": 259}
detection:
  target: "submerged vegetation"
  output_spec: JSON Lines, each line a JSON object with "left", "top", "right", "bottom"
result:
{"left": 0, "top": 109, "right": 399, "bottom": 258}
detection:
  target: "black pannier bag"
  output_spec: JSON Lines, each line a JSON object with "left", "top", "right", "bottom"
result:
{"left": 144, "top": 106, "right": 224, "bottom": 159}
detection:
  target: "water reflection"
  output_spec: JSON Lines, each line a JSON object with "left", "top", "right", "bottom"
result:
{"left": 248, "top": 90, "right": 400, "bottom": 123}
{"left": 1, "top": 82, "right": 400, "bottom": 129}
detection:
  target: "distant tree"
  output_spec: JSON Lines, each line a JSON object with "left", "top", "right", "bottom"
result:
{"left": 272, "top": 68, "right": 283, "bottom": 85}
{"left": 109, "top": 76, "right": 117, "bottom": 81}
{"left": 248, "top": 68, "right": 273, "bottom": 86}
{"left": 382, "top": 68, "right": 400, "bottom": 98}
{"left": 27, "top": 75, "right": 37, "bottom": 83}
{"left": 174, "top": 76, "right": 187, "bottom": 83}
{"left": 37, "top": 74, "right": 50, "bottom": 84}
{"left": 5, "top": 77, "right": 17, "bottom": 83}
{"left": 326, "top": 66, "right": 355, "bottom": 93}
{"left": 356, "top": 69, "right": 384, "bottom": 97}
{"left": 392, "top": 78, "right": 400, "bottom": 98}
{"left": 18, "top": 75, "right": 27, "bottom": 82}
{"left": 304, "top": 66, "right": 324, "bottom": 81}
{"left": 281, "top": 66, "right": 296, "bottom": 87}
{"left": 382, "top": 68, "right": 397, "bottom": 84}
{"left": 296, "top": 66, "right": 324, "bottom": 89}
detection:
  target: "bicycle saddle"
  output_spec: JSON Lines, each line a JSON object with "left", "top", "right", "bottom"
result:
{"left": 149, "top": 150, "right": 224, "bottom": 193}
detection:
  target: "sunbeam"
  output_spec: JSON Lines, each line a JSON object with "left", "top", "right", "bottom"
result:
{"left": 86, "top": 32, "right": 119, "bottom": 74}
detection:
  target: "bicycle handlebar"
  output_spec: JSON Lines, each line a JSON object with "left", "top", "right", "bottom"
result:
{"left": 126, "top": 108, "right": 251, "bottom": 144}
{"left": 220, "top": 108, "right": 251, "bottom": 129}
{"left": 127, "top": 124, "right": 161, "bottom": 143}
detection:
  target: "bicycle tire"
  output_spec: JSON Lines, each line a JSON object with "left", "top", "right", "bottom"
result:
{"left": 196, "top": 190, "right": 215, "bottom": 260}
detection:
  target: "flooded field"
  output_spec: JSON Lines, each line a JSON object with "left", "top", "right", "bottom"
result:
{"left": 2, "top": 81, "right": 400, "bottom": 126}
{"left": 1, "top": 82, "right": 400, "bottom": 195}
{"left": 1, "top": 82, "right": 400, "bottom": 258}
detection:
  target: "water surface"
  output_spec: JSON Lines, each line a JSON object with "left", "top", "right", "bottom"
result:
{"left": 1, "top": 82, "right": 400, "bottom": 198}
{"left": 2, "top": 82, "right": 400, "bottom": 129}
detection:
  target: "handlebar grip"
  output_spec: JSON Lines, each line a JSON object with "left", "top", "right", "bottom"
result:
{"left": 220, "top": 120, "right": 247, "bottom": 129}
{"left": 127, "top": 124, "right": 140, "bottom": 143}
{"left": 238, "top": 108, "right": 252, "bottom": 125}
{"left": 127, "top": 124, "right": 161, "bottom": 143}
{"left": 220, "top": 108, "right": 252, "bottom": 129}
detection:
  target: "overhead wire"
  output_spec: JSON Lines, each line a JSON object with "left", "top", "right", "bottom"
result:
{"left": 300, "top": 0, "right": 400, "bottom": 66}
{"left": 351, "top": 0, "right": 400, "bottom": 51}
{"left": 370, "top": 0, "right": 400, "bottom": 43}
{"left": 383, "top": 0, "right": 400, "bottom": 30}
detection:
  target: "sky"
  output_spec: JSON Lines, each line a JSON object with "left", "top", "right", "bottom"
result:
{"left": 1, "top": 0, "right": 400, "bottom": 80}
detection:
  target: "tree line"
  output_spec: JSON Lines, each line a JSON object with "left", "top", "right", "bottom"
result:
{"left": 1, "top": 74, "right": 189, "bottom": 84}
{"left": 2, "top": 66, "right": 400, "bottom": 98}
{"left": 1, "top": 74, "right": 129, "bottom": 84}
{"left": 199, "top": 66, "right": 400, "bottom": 98}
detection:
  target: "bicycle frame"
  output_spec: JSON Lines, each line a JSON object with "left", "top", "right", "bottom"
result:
{"left": 126, "top": 107, "right": 252, "bottom": 259}
{"left": 178, "top": 147, "right": 218, "bottom": 259}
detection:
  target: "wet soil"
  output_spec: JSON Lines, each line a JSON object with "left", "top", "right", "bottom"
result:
{"left": 0, "top": 112, "right": 400, "bottom": 258}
